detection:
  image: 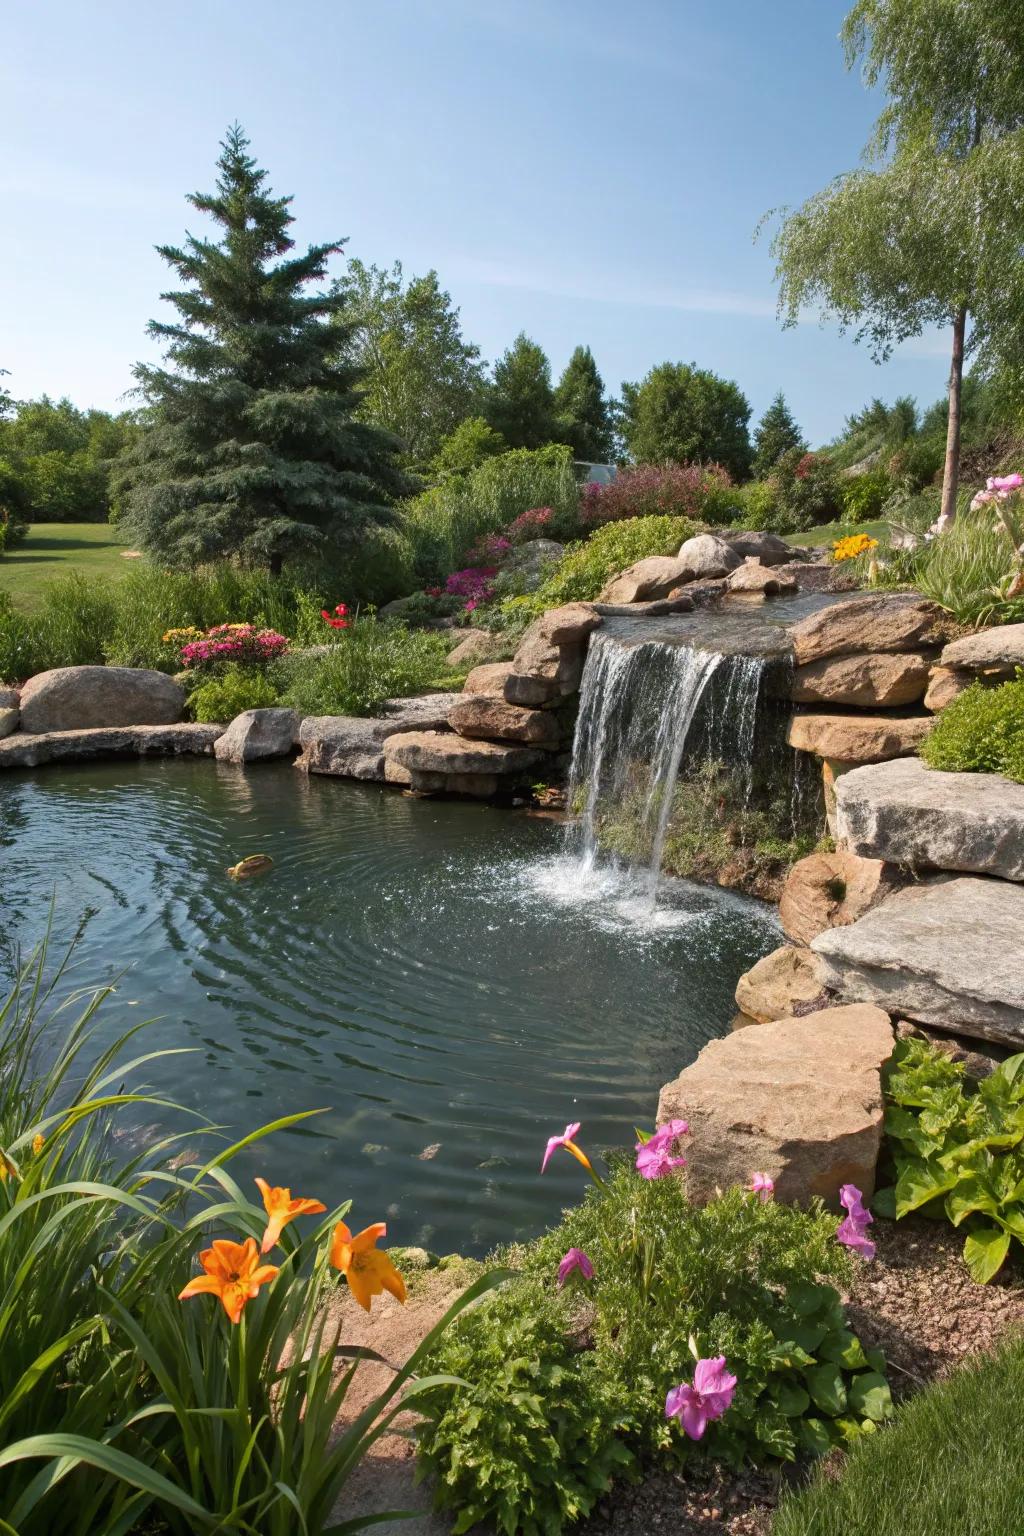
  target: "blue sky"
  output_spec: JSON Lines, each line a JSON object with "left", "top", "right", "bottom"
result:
{"left": 2, "top": 0, "right": 951, "bottom": 446}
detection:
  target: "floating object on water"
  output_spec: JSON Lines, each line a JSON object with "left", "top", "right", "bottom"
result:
{"left": 227, "top": 854, "right": 274, "bottom": 881}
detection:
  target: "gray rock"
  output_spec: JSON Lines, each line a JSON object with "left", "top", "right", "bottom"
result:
{"left": 725, "top": 558, "right": 799, "bottom": 596}
{"left": 676, "top": 533, "right": 743, "bottom": 580}
{"left": 0, "top": 687, "right": 18, "bottom": 708}
{"left": 812, "top": 878, "right": 1024, "bottom": 1046}
{"left": 19, "top": 665, "right": 186, "bottom": 733}
{"left": 940, "top": 623, "right": 1024, "bottom": 674}
{"left": 790, "top": 595, "right": 956, "bottom": 665}
{"left": 295, "top": 694, "right": 461, "bottom": 781}
{"left": 598, "top": 556, "right": 693, "bottom": 604}
{"left": 835, "top": 756, "right": 1024, "bottom": 881}
{"left": 0, "top": 723, "right": 220, "bottom": 769}
{"left": 0, "top": 707, "right": 18, "bottom": 739}
{"left": 592, "top": 594, "right": 695, "bottom": 617}
{"left": 214, "top": 708, "right": 299, "bottom": 764}
{"left": 722, "top": 530, "right": 806, "bottom": 567}
{"left": 499, "top": 539, "right": 565, "bottom": 591}
{"left": 379, "top": 694, "right": 463, "bottom": 728}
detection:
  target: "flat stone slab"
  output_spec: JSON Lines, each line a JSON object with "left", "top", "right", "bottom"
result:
{"left": 812, "top": 878, "right": 1024, "bottom": 1046}
{"left": 836, "top": 756, "right": 1024, "bottom": 880}
{"left": 788, "top": 712, "right": 933, "bottom": 763}
{"left": 591, "top": 595, "right": 695, "bottom": 617}
{"left": 940, "top": 622, "right": 1024, "bottom": 673}
{"left": 790, "top": 595, "right": 955, "bottom": 665}
{"left": 448, "top": 694, "right": 561, "bottom": 747}
{"left": 0, "top": 723, "right": 221, "bottom": 768}
{"left": 295, "top": 694, "right": 461, "bottom": 781}
{"left": 383, "top": 729, "right": 543, "bottom": 779}
{"left": 791, "top": 651, "right": 933, "bottom": 708}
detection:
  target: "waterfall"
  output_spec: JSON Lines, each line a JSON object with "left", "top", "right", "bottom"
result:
{"left": 566, "top": 631, "right": 769, "bottom": 898}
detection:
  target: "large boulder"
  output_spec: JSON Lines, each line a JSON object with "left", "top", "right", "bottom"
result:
{"left": 19, "top": 666, "right": 186, "bottom": 734}
{"left": 0, "top": 688, "right": 18, "bottom": 739}
{"left": 790, "top": 595, "right": 956, "bottom": 666}
{"left": 791, "top": 652, "right": 933, "bottom": 709}
{"left": 502, "top": 608, "right": 599, "bottom": 707}
{"left": 295, "top": 694, "right": 461, "bottom": 781}
{"left": 835, "top": 756, "right": 1024, "bottom": 881}
{"left": 733, "top": 944, "right": 830, "bottom": 1023}
{"left": 940, "top": 623, "right": 1024, "bottom": 675}
{"left": 788, "top": 712, "right": 933, "bottom": 763}
{"left": 812, "top": 878, "right": 1024, "bottom": 1047}
{"left": 462, "top": 662, "right": 515, "bottom": 697}
{"left": 383, "top": 729, "right": 543, "bottom": 781}
{"left": 598, "top": 556, "right": 692, "bottom": 605}
{"left": 722, "top": 530, "right": 804, "bottom": 567}
{"left": 214, "top": 708, "right": 299, "bottom": 764}
{"left": 448, "top": 694, "right": 561, "bottom": 747}
{"left": 655, "top": 1004, "right": 894, "bottom": 1206}
{"left": 446, "top": 630, "right": 506, "bottom": 669}
{"left": 725, "top": 558, "right": 799, "bottom": 596}
{"left": 779, "top": 850, "right": 897, "bottom": 945}
{"left": 0, "top": 723, "right": 220, "bottom": 769}
{"left": 500, "top": 539, "right": 565, "bottom": 591}
{"left": 677, "top": 533, "right": 743, "bottom": 580}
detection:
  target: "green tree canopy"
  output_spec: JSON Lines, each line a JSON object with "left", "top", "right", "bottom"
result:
{"left": 553, "top": 345, "right": 613, "bottom": 462}
{"left": 485, "top": 333, "right": 561, "bottom": 450}
{"left": 0, "top": 395, "right": 140, "bottom": 521}
{"left": 751, "top": 392, "right": 806, "bottom": 477}
{"left": 429, "top": 415, "right": 507, "bottom": 481}
{"left": 335, "top": 259, "right": 486, "bottom": 468}
{"left": 618, "top": 362, "right": 752, "bottom": 479}
{"left": 116, "top": 125, "right": 408, "bottom": 572}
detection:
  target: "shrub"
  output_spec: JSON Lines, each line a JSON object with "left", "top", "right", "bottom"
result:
{"left": 912, "top": 503, "right": 1024, "bottom": 627}
{"left": 920, "top": 675, "right": 1024, "bottom": 783}
{"left": 579, "top": 463, "right": 732, "bottom": 528}
{"left": 419, "top": 1166, "right": 889, "bottom": 1535}
{"left": 507, "top": 506, "right": 556, "bottom": 543}
{"left": 188, "top": 665, "right": 281, "bottom": 721}
{"left": 526, "top": 513, "right": 703, "bottom": 610}
{"left": 769, "top": 450, "right": 844, "bottom": 532}
{"left": 723, "top": 480, "right": 784, "bottom": 531}
{"left": 276, "top": 617, "right": 457, "bottom": 716}
{"left": 840, "top": 469, "right": 893, "bottom": 524}
{"left": 878, "top": 1036, "right": 1024, "bottom": 1282}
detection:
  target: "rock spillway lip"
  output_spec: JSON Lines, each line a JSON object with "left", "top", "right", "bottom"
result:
{"left": 0, "top": 723, "right": 221, "bottom": 768}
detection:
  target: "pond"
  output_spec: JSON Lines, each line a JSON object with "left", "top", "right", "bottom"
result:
{"left": 0, "top": 760, "right": 780, "bottom": 1254}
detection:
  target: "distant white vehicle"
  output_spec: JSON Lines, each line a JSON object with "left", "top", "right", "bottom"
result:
{"left": 574, "top": 461, "right": 618, "bottom": 487}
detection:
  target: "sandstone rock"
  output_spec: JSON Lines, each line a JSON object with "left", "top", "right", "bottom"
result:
{"left": 0, "top": 687, "right": 18, "bottom": 708}
{"left": 592, "top": 594, "right": 695, "bottom": 617}
{"left": 504, "top": 619, "right": 588, "bottom": 707}
{"left": 676, "top": 533, "right": 742, "bottom": 580}
{"left": 790, "top": 595, "right": 955, "bottom": 666}
{"left": 791, "top": 651, "right": 932, "bottom": 709}
{"left": 19, "top": 666, "right": 186, "bottom": 734}
{"left": 721, "top": 530, "right": 804, "bottom": 567}
{"left": 812, "top": 878, "right": 1024, "bottom": 1046}
{"left": 734, "top": 944, "right": 830, "bottom": 1023}
{"left": 668, "top": 578, "right": 729, "bottom": 606}
{"left": 940, "top": 622, "right": 1024, "bottom": 674}
{"left": 598, "top": 556, "right": 692, "bottom": 605}
{"left": 462, "top": 662, "right": 515, "bottom": 697}
{"left": 835, "top": 756, "right": 1024, "bottom": 881}
{"left": 655, "top": 1004, "right": 894, "bottom": 1206}
{"left": 532, "top": 602, "right": 602, "bottom": 646}
{"left": 446, "top": 630, "right": 505, "bottom": 668}
{"left": 0, "top": 723, "right": 220, "bottom": 769}
{"left": 383, "top": 729, "right": 543, "bottom": 780}
{"left": 725, "top": 558, "right": 799, "bottom": 596}
{"left": 924, "top": 666, "right": 974, "bottom": 711}
{"left": 779, "top": 850, "right": 897, "bottom": 944}
{"left": 788, "top": 712, "right": 933, "bottom": 763}
{"left": 448, "top": 694, "right": 561, "bottom": 747}
{"left": 295, "top": 694, "right": 461, "bottom": 781}
{"left": 0, "top": 708, "right": 18, "bottom": 739}
{"left": 214, "top": 708, "right": 299, "bottom": 764}
{"left": 777, "top": 561, "right": 859, "bottom": 594}
{"left": 822, "top": 757, "right": 857, "bottom": 838}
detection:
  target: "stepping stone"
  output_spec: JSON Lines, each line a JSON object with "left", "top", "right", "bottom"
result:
{"left": 0, "top": 723, "right": 221, "bottom": 768}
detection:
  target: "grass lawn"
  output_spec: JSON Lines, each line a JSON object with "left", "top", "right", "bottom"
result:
{"left": 773, "top": 1337, "right": 1024, "bottom": 1536}
{"left": 788, "top": 519, "right": 888, "bottom": 548}
{"left": 0, "top": 522, "right": 134, "bottom": 611}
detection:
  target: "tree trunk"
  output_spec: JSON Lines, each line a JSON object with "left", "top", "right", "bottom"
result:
{"left": 934, "top": 305, "right": 968, "bottom": 533}
{"left": 269, "top": 551, "right": 283, "bottom": 578}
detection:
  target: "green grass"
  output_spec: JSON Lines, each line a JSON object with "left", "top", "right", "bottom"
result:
{"left": 787, "top": 519, "right": 888, "bottom": 548}
{"left": 773, "top": 1338, "right": 1024, "bottom": 1536}
{"left": 0, "top": 522, "right": 132, "bottom": 610}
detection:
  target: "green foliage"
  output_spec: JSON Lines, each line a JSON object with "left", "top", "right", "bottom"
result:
{"left": 275, "top": 618, "right": 457, "bottom": 716}
{"left": 619, "top": 362, "right": 753, "bottom": 481}
{"left": 719, "top": 480, "right": 784, "bottom": 531}
{"left": 337, "top": 259, "right": 486, "bottom": 467}
{"left": 769, "top": 450, "right": 844, "bottom": 532}
{"left": 553, "top": 345, "right": 613, "bottom": 462}
{"left": 188, "top": 665, "right": 281, "bottom": 721}
{"left": 430, "top": 415, "right": 508, "bottom": 481}
{"left": 920, "top": 675, "right": 1024, "bottom": 783}
{"left": 115, "top": 125, "right": 409, "bottom": 572}
{"left": 419, "top": 1170, "right": 888, "bottom": 1536}
{"left": 840, "top": 468, "right": 893, "bottom": 523}
{"left": 486, "top": 333, "right": 562, "bottom": 451}
{"left": 0, "top": 395, "right": 140, "bottom": 523}
{"left": 879, "top": 1036, "right": 1024, "bottom": 1282}
{"left": 751, "top": 391, "right": 806, "bottom": 478}
{"left": 912, "top": 504, "right": 1024, "bottom": 625}
{"left": 525, "top": 513, "right": 701, "bottom": 610}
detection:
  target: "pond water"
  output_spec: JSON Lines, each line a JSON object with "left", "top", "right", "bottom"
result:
{"left": 0, "top": 760, "right": 780, "bottom": 1254}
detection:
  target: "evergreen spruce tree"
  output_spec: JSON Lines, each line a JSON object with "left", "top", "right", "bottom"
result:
{"left": 485, "top": 333, "right": 560, "bottom": 450}
{"left": 553, "top": 345, "right": 612, "bottom": 461}
{"left": 751, "top": 392, "right": 806, "bottom": 477}
{"left": 116, "top": 125, "right": 408, "bottom": 573}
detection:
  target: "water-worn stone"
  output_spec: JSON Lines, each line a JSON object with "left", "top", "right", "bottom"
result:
{"left": 0, "top": 687, "right": 18, "bottom": 708}
{"left": 592, "top": 594, "right": 695, "bottom": 617}
{"left": 676, "top": 533, "right": 742, "bottom": 580}
{"left": 812, "top": 878, "right": 1024, "bottom": 1046}
{"left": 788, "top": 712, "right": 933, "bottom": 763}
{"left": 598, "top": 556, "right": 693, "bottom": 605}
{"left": 0, "top": 723, "right": 220, "bottom": 769}
{"left": 734, "top": 944, "right": 830, "bottom": 1023}
{"left": 721, "top": 530, "right": 804, "bottom": 567}
{"left": 790, "top": 595, "right": 955, "bottom": 666}
{"left": 383, "top": 729, "right": 543, "bottom": 779}
{"left": 725, "top": 558, "right": 799, "bottom": 596}
{"left": 214, "top": 708, "right": 299, "bottom": 764}
{"left": 779, "top": 850, "right": 897, "bottom": 945}
{"left": 531, "top": 603, "right": 602, "bottom": 646}
{"left": 446, "top": 630, "right": 505, "bottom": 669}
{"left": 924, "top": 666, "right": 974, "bottom": 711}
{"left": 19, "top": 665, "right": 186, "bottom": 733}
{"left": 462, "top": 662, "right": 514, "bottom": 697}
{"left": 448, "top": 694, "right": 561, "bottom": 747}
{"left": 504, "top": 617, "right": 589, "bottom": 706}
{"left": 940, "top": 622, "right": 1024, "bottom": 674}
{"left": 655, "top": 1004, "right": 894, "bottom": 1206}
{"left": 792, "top": 652, "right": 932, "bottom": 708}
{"left": 0, "top": 707, "right": 18, "bottom": 739}
{"left": 835, "top": 756, "right": 1024, "bottom": 881}
{"left": 295, "top": 694, "right": 461, "bottom": 781}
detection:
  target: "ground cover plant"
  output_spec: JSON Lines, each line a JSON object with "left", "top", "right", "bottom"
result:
{"left": 919, "top": 674, "right": 1024, "bottom": 783}
{"left": 275, "top": 617, "right": 462, "bottom": 716}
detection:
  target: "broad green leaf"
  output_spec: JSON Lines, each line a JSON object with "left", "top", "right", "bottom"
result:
{"left": 795, "top": 1417, "right": 833, "bottom": 1458}
{"left": 0, "top": 1434, "right": 211, "bottom": 1521}
{"left": 870, "top": 1184, "right": 897, "bottom": 1219}
{"left": 818, "top": 1329, "right": 868, "bottom": 1371}
{"left": 894, "top": 1157, "right": 960, "bottom": 1216}
{"left": 964, "top": 1225, "right": 1011, "bottom": 1283}
{"left": 847, "top": 1371, "right": 893, "bottom": 1422}
{"left": 803, "top": 1363, "right": 847, "bottom": 1417}
{"left": 775, "top": 1382, "right": 811, "bottom": 1417}
{"left": 946, "top": 1178, "right": 1000, "bottom": 1227}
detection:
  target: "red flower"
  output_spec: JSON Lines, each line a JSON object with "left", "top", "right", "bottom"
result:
{"left": 321, "top": 610, "right": 349, "bottom": 629}
{"left": 334, "top": 603, "right": 348, "bottom": 616}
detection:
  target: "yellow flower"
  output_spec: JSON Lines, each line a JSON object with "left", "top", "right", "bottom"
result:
{"left": 329, "top": 1220, "right": 407, "bottom": 1312}
{"left": 832, "top": 533, "right": 878, "bottom": 563}
{"left": 32, "top": 1133, "right": 44, "bottom": 1156}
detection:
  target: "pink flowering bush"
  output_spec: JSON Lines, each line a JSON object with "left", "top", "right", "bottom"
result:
{"left": 464, "top": 532, "right": 513, "bottom": 565}
{"left": 507, "top": 506, "right": 556, "bottom": 543}
{"left": 580, "top": 462, "right": 732, "bottom": 527}
{"left": 174, "top": 623, "right": 289, "bottom": 671}
{"left": 444, "top": 566, "right": 498, "bottom": 610}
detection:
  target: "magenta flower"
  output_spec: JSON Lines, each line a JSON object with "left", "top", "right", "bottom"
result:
{"left": 836, "top": 1183, "right": 876, "bottom": 1260}
{"left": 665, "top": 1355, "right": 737, "bottom": 1441}
{"left": 557, "top": 1248, "right": 595, "bottom": 1288}
{"left": 635, "top": 1119, "right": 688, "bottom": 1180}
{"left": 541, "top": 1122, "right": 591, "bottom": 1175}
{"left": 989, "top": 473, "right": 1023, "bottom": 492}
{"left": 750, "top": 1172, "right": 775, "bottom": 1202}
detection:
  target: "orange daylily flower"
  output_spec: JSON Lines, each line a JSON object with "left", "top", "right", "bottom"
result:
{"left": 254, "top": 1176, "right": 327, "bottom": 1254}
{"left": 178, "top": 1237, "right": 279, "bottom": 1325}
{"left": 329, "top": 1220, "right": 407, "bottom": 1312}
{"left": 31, "top": 1134, "right": 44, "bottom": 1156}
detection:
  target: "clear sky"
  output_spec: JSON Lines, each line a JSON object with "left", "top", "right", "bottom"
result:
{"left": 2, "top": 0, "right": 951, "bottom": 447}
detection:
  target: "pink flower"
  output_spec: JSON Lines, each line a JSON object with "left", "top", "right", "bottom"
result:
{"left": 988, "top": 473, "right": 1023, "bottom": 492}
{"left": 836, "top": 1183, "right": 875, "bottom": 1260}
{"left": 665, "top": 1356, "right": 737, "bottom": 1441}
{"left": 557, "top": 1248, "right": 595, "bottom": 1288}
{"left": 635, "top": 1119, "right": 688, "bottom": 1180}
{"left": 541, "top": 1121, "right": 593, "bottom": 1176}
{"left": 750, "top": 1172, "right": 774, "bottom": 1202}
